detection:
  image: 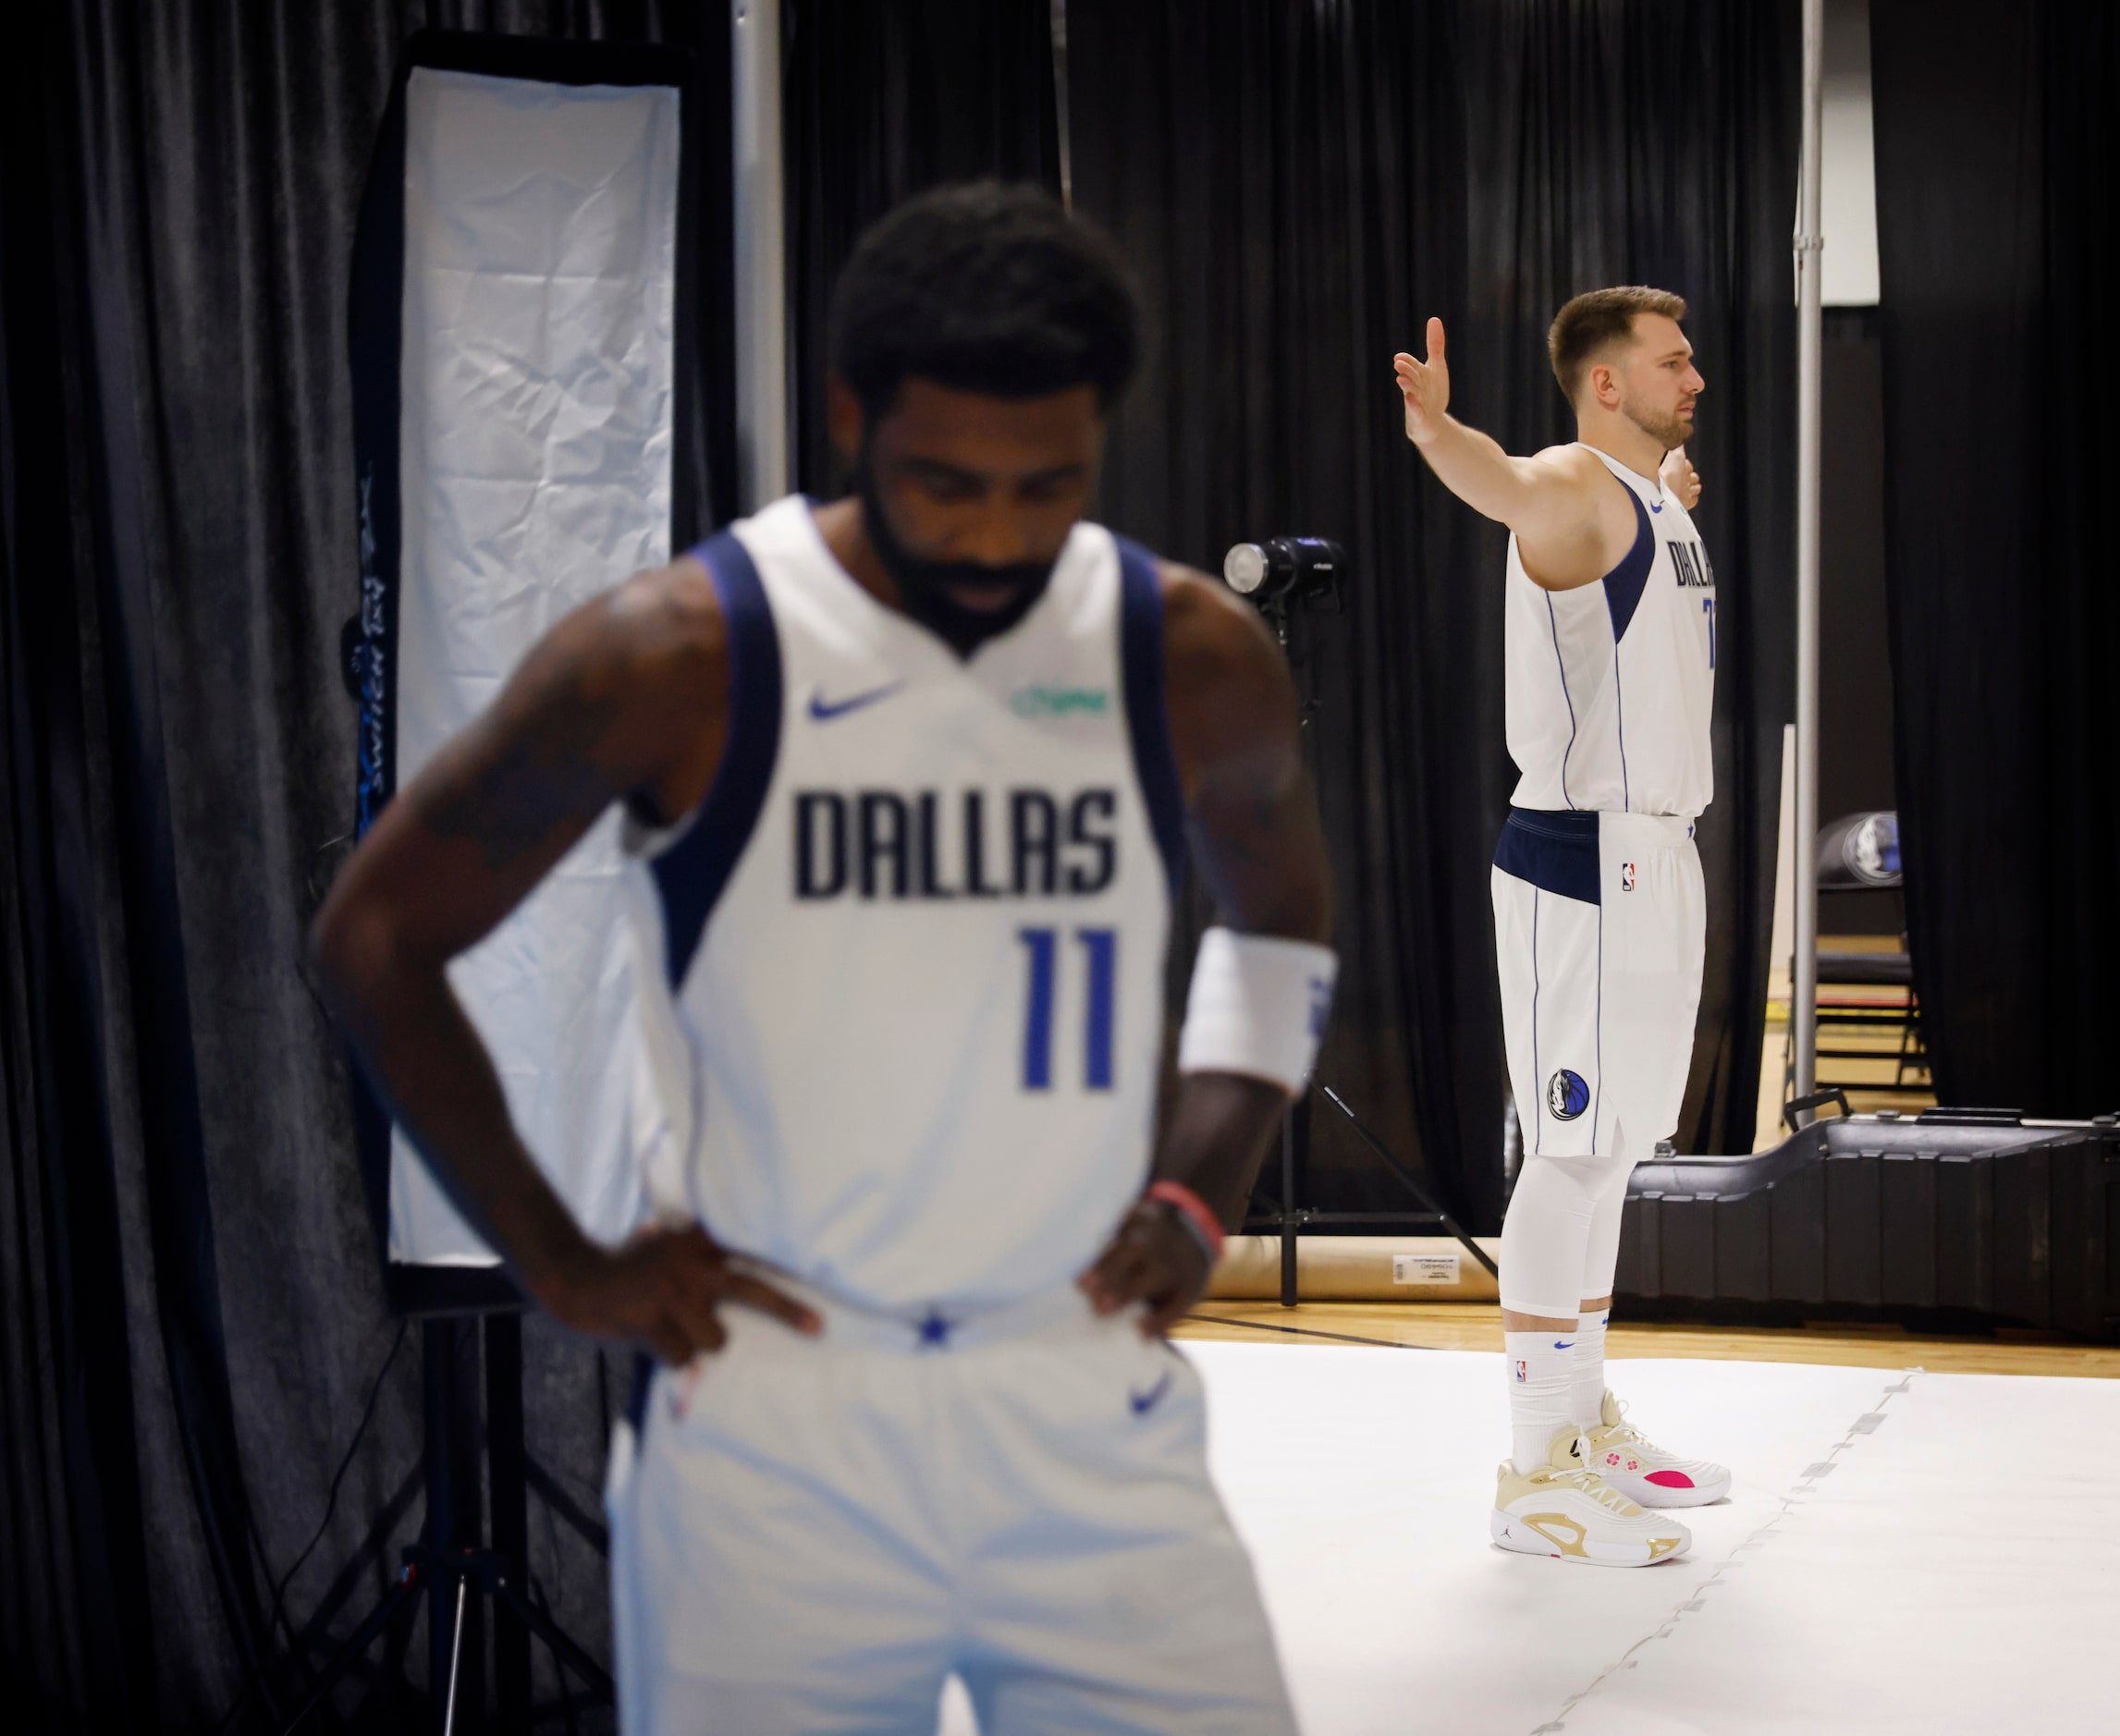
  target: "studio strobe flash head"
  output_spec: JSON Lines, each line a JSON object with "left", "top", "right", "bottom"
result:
{"left": 1221, "top": 536, "right": 1347, "bottom": 608}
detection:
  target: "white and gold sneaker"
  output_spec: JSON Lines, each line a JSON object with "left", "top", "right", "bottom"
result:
{"left": 1583, "top": 1389, "right": 1732, "bottom": 1509}
{"left": 1491, "top": 1427, "right": 1690, "bottom": 1567}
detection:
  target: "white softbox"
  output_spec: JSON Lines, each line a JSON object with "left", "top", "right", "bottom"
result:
{"left": 347, "top": 32, "right": 704, "bottom": 1299}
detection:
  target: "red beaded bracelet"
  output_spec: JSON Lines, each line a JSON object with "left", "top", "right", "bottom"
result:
{"left": 1146, "top": 1180, "right": 1226, "bottom": 1264}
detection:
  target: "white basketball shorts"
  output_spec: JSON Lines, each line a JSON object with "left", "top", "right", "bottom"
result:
{"left": 605, "top": 1278, "right": 1296, "bottom": 1735}
{"left": 1490, "top": 808, "right": 1706, "bottom": 1159}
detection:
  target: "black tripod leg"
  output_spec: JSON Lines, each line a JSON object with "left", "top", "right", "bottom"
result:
{"left": 425, "top": 1320, "right": 486, "bottom": 1733}
{"left": 1316, "top": 1085, "right": 1500, "bottom": 1278}
{"left": 273, "top": 1571, "right": 419, "bottom": 1736}
{"left": 493, "top": 1578, "right": 616, "bottom": 1703}
{"left": 423, "top": 1321, "right": 457, "bottom": 1729}
{"left": 380, "top": 1560, "right": 423, "bottom": 1730}
{"left": 486, "top": 1314, "right": 532, "bottom": 1734}
{"left": 1279, "top": 1106, "right": 1298, "bottom": 1307}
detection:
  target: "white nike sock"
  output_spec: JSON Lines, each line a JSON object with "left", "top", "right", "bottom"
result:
{"left": 1504, "top": 1331, "right": 1578, "bottom": 1474}
{"left": 1569, "top": 1309, "right": 1610, "bottom": 1428}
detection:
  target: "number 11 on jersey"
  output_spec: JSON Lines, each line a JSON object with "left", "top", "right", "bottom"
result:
{"left": 1020, "top": 927, "right": 1117, "bottom": 1092}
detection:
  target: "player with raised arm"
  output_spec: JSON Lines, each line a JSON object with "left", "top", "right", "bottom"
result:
{"left": 314, "top": 183, "right": 1331, "bottom": 1730}
{"left": 1392, "top": 287, "right": 1728, "bottom": 1567}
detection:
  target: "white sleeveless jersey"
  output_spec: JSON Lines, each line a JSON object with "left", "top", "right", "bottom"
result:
{"left": 623, "top": 495, "right": 1188, "bottom": 1314}
{"left": 1503, "top": 446, "right": 1717, "bottom": 817}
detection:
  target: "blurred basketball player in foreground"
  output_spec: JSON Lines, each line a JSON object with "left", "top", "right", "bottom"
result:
{"left": 1393, "top": 289, "right": 1728, "bottom": 1567}
{"left": 316, "top": 183, "right": 1333, "bottom": 1730}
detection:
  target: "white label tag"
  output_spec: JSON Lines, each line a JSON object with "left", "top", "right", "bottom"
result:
{"left": 1392, "top": 1253, "right": 1461, "bottom": 1286}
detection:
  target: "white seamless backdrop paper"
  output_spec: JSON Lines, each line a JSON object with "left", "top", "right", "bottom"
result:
{"left": 390, "top": 67, "right": 679, "bottom": 1265}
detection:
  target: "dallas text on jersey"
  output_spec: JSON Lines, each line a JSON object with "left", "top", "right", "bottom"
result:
{"left": 794, "top": 787, "right": 1121, "bottom": 900}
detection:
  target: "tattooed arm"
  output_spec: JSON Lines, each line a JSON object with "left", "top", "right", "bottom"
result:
{"left": 1079, "top": 568, "right": 1334, "bottom": 1331}
{"left": 311, "top": 559, "right": 818, "bottom": 1360}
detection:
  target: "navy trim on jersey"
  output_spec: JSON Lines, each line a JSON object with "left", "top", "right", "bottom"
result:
{"left": 651, "top": 531, "right": 784, "bottom": 986}
{"left": 1530, "top": 889, "right": 1543, "bottom": 1145}
{"left": 1545, "top": 592, "right": 1580, "bottom": 810}
{"left": 1600, "top": 480, "right": 1655, "bottom": 642}
{"left": 1494, "top": 807, "right": 1599, "bottom": 905}
{"left": 1613, "top": 640, "right": 1631, "bottom": 813}
{"left": 1115, "top": 536, "right": 1191, "bottom": 900}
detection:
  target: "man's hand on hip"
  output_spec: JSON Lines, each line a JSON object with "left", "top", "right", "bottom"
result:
{"left": 540, "top": 1222, "right": 822, "bottom": 1364}
{"left": 1078, "top": 1199, "right": 1215, "bottom": 1337}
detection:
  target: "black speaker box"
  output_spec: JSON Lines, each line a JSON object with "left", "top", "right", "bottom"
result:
{"left": 1616, "top": 1110, "right": 2120, "bottom": 1340}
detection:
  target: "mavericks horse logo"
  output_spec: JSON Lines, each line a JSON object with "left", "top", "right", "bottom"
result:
{"left": 1546, "top": 1068, "right": 1590, "bottom": 1121}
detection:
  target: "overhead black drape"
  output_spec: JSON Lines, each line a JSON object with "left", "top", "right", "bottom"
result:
{"left": 1869, "top": 0, "right": 2120, "bottom": 1116}
{"left": 785, "top": 0, "right": 1060, "bottom": 494}
{"left": 1066, "top": 0, "right": 1796, "bottom": 1228}
{"left": 2, "top": 4, "right": 728, "bottom": 1729}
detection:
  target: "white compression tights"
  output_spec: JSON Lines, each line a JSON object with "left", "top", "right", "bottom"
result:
{"left": 1498, "top": 1129, "right": 1646, "bottom": 1321}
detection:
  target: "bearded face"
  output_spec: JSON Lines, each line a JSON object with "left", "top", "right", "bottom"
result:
{"left": 1607, "top": 312, "right": 1701, "bottom": 451}
{"left": 1622, "top": 395, "right": 1696, "bottom": 452}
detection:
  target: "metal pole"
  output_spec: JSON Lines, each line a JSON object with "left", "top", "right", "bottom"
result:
{"left": 732, "top": 0, "right": 790, "bottom": 509}
{"left": 1049, "top": 1, "right": 1073, "bottom": 212}
{"left": 1792, "top": 0, "right": 1825, "bottom": 1102}
{"left": 441, "top": 1576, "right": 470, "bottom": 1736}
{"left": 1279, "top": 1108, "right": 1298, "bottom": 1307}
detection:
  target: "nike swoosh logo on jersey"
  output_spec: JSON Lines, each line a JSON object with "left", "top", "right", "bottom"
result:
{"left": 1129, "top": 1372, "right": 1174, "bottom": 1415}
{"left": 808, "top": 680, "right": 905, "bottom": 722}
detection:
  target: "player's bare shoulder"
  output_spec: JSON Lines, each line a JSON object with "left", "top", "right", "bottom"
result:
{"left": 577, "top": 555, "right": 731, "bottom": 819}
{"left": 1515, "top": 442, "right": 1638, "bottom": 592}
{"left": 1156, "top": 561, "right": 1299, "bottom": 793}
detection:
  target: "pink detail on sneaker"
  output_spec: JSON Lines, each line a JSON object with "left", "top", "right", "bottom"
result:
{"left": 1645, "top": 1470, "right": 1696, "bottom": 1489}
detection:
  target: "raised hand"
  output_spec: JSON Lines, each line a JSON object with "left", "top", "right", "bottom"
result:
{"left": 540, "top": 1221, "right": 822, "bottom": 1364}
{"left": 1661, "top": 445, "right": 1702, "bottom": 510}
{"left": 1392, "top": 316, "right": 1452, "bottom": 446}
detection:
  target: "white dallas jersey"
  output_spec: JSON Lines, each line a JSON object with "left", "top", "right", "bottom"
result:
{"left": 624, "top": 495, "right": 1187, "bottom": 1314}
{"left": 1503, "top": 446, "right": 1717, "bottom": 817}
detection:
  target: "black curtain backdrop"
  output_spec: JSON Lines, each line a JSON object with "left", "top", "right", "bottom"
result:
{"left": 785, "top": 0, "right": 1061, "bottom": 494}
{"left": 1063, "top": 0, "right": 1797, "bottom": 1229}
{"left": 2, "top": 3, "right": 727, "bottom": 1730}
{"left": 1869, "top": 0, "right": 2120, "bottom": 1116}
{"left": 6, "top": 0, "right": 1813, "bottom": 1725}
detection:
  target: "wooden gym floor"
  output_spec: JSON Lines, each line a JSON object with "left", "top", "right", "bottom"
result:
{"left": 1181, "top": 928, "right": 2119, "bottom": 1385}
{"left": 1174, "top": 1300, "right": 2120, "bottom": 1378}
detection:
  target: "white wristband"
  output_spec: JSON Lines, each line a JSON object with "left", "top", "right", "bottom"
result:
{"left": 1176, "top": 927, "right": 1338, "bottom": 1096}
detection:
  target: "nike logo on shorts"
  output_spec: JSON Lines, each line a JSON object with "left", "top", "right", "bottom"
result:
{"left": 808, "top": 680, "right": 905, "bottom": 722}
{"left": 1554, "top": 1340, "right": 1575, "bottom": 1350}
{"left": 1129, "top": 1372, "right": 1173, "bottom": 1415}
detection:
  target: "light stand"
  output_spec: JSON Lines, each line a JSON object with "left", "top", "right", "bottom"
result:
{"left": 1231, "top": 561, "right": 1501, "bottom": 1305}
{"left": 282, "top": 27, "right": 711, "bottom": 1729}
{"left": 263, "top": 1274, "right": 616, "bottom": 1736}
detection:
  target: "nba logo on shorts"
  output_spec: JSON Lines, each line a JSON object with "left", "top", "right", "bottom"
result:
{"left": 1546, "top": 1068, "right": 1590, "bottom": 1121}
{"left": 1514, "top": 1359, "right": 1528, "bottom": 1383}
{"left": 1621, "top": 862, "right": 1636, "bottom": 892}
